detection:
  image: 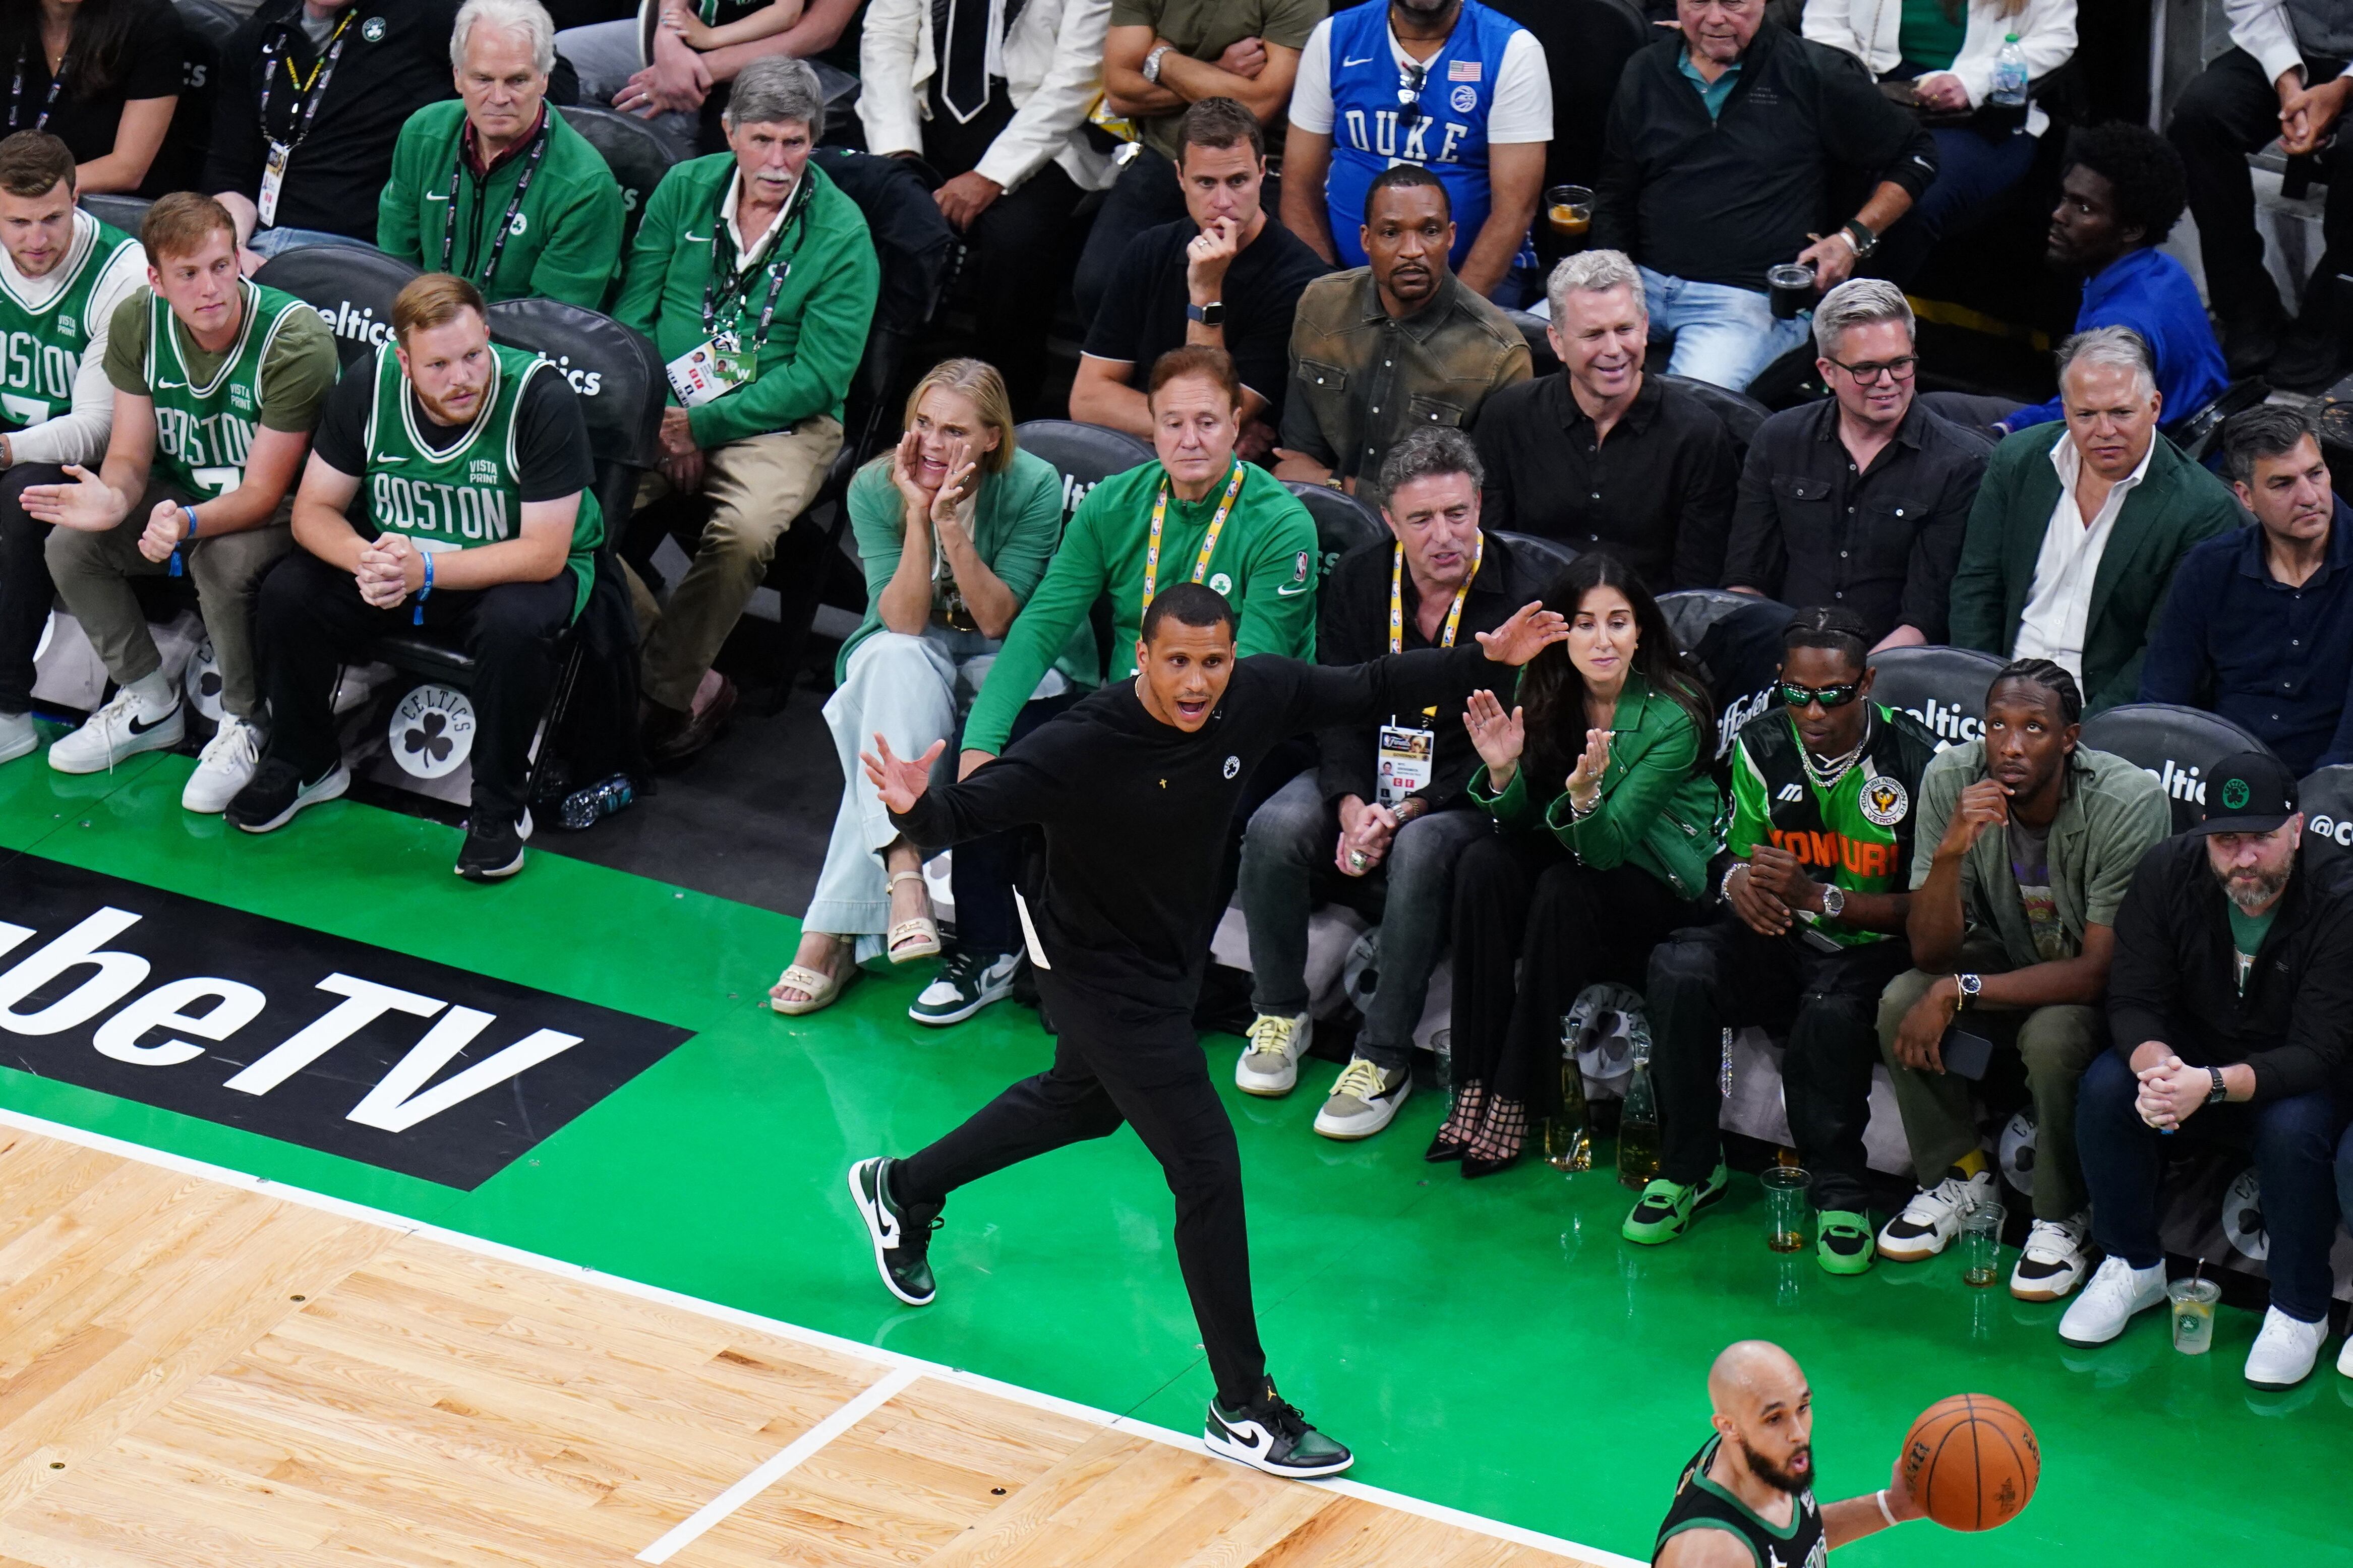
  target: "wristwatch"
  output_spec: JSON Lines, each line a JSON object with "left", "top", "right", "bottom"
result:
{"left": 1817, "top": 883, "right": 1845, "bottom": 921}
{"left": 1841, "top": 219, "right": 1879, "bottom": 258}
{"left": 1142, "top": 42, "right": 1172, "bottom": 84}
{"left": 1186, "top": 300, "right": 1225, "bottom": 326}
{"left": 1955, "top": 973, "right": 1983, "bottom": 1008}
{"left": 2206, "top": 1065, "right": 2229, "bottom": 1105}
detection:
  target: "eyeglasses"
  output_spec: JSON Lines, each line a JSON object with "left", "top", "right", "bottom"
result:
{"left": 1779, "top": 681, "right": 1862, "bottom": 710}
{"left": 1397, "top": 62, "right": 1427, "bottom": 131}
{"left": 1825, "top": 354, "right": 1918, "bottom": 385}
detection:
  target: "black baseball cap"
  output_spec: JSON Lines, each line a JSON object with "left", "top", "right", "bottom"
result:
{"left": 2195, "top": 751, "right": 2299, "bottom": 836}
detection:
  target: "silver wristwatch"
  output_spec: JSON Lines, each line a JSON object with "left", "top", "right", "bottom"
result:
{"left": 1956, "top": 973, "right": 1983, "bottom": 1008}
{"left": 1142, "top": 43, "right": 1172, "bottom": 84}
{"left": 1817, "top": 883, "right": 1845, "bottom": 920}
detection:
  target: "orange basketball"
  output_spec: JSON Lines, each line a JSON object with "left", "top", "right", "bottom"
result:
{"left": 1899, "top": 1394, "right": 2040, "bottom": 1531}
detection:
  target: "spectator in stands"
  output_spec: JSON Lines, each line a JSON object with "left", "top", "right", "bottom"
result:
{"left": 209, "top": 0, "right": 466, "bottom": 266}
{"left": 1074, "top": 0, "right": 1319, "bottom": 319}
{"left": 1632, "top": 610, "right": 1937, "bottom": 1272}
{"left": 614, "top": 55, "right": 877, "bottom": 764}
{"left": 1438, "top": 553, "right": 1721, "bottom": 1174}
{"left": 1073, "top": 98, "right": 1326, "bottom": 459}
{"left": 377, "top": 0, "right": 626, "bottom": 309}
{"left": 1591, "top": 0, "right": 1936, "bottom": 392}
{"left": 1473, "top": 249, "right": 1737, "bottom": 588}
{"left": 1994, "top": 124, "right": 2228, "bottom": 433}
{"left": 1724, "top": 279, "right": 1991, "bottom": 649}
{"left": 1234, "top": 429, "right": 1545, "bottom": 1138}
{"left": 1484, "top": 0, "right": 1648, "bottom": 266}
{"left": 1950, "top": 327, "right": 2240, "bottom": 715}
{"left": 573, "top": 0, "right": 863, "bottom": 151}
{"left": 1801, "top": 0, "right": 2077, "bottom": 284}
{"left": 1873, "top": 659, "right": 2167, "bottom": 1302}
{"left": 2142, "top": 406, "right": 2353, "bottom": 775}
{"left": 0, "top": 131, "right": 144, "bottom": 769}
{"left": 1279, "top": 0, "right": 1552, "bottom": 304}
{"left": 1, "top": 0, "right": 183, "bottom": 196}
{"left": 2169, "top": 0, "right": 2353, "bottom": 386}
{"left": 772, "top": 361, "right": 1077, "bottom": 1014}
{"left": 2065, "top": 753, "right": 2353, "bottom": 1391}
{"left": 228, "top": 272, "right": 603, "bottom": 880}
{"left": 1273, "top": 167, "right": 1531, "bottom": 497}
{"left": 18, "top": 194, "right": 336, "bottom": 813}
{"left": 857, "top": 0, "right": 1113, "bottom": 417}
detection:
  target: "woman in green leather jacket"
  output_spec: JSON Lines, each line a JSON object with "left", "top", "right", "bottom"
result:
{"left": 1434, "top": 554, "right": 1724, "bottom": 1176}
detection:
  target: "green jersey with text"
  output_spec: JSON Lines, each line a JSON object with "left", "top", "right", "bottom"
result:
{"left": 360, "top": 340, "right": 603, "bottom": 618}
{"left": 0, "top": 215, "right": 136, "bottom": 431}
{"left": 145, "top": 279, "right": 317, "bottom": 500}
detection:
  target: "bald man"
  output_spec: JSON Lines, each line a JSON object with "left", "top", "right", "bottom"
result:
{"left": 1654, "top": 1342, "right": 1923, "bottom": 1567}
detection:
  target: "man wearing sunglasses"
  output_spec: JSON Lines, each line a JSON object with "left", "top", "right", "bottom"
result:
{"left": 1627, "top": 608, "right": 1938, "bottom": 1275}
{"left": 1724, "top": 280, "right": 1991, "bottom": 651}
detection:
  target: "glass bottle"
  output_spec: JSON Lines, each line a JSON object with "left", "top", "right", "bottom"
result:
{"left": 1547, "top": 1013, "right": 1593, "bottom": 1171}
{"left": 1617, "top": 1035, "right": 1661, "bottom": 1189}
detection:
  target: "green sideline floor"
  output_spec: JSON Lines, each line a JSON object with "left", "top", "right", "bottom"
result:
{"left": 3, "top": 742, "right": 2348, "bottom": 1568}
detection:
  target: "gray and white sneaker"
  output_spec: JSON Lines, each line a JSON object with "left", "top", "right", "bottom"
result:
{"left": 1313, "top": 1056, "right": 1411, "bottom": 1139}
{"left": 908, "top": 949, "right": 1020, "bottom": 1027}
{"left": 2009, "top": 1213, "right": 2091, "bottom": 1301}
{"left": 2058, "top": 1255, "right": 2168, "bottom": 1346}
{"left": 1234, "top": 1011, "right": 1311, "bottom": 1096}
{"left": 181, "top": 716, "right": 262, "bottom": 813}
{"left": 1875, "top": 1169, "right": 1994, "bottom": 1261}
{"left": 0, "top": 709, "right": 35, "bottom": 765}
{"left": 47, "top": 687, "right": 182, "bottom": 774}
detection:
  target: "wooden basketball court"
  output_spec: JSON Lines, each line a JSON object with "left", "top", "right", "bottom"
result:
{"left": 0, "top": 1122, "right": 1620, "bottom": 1568}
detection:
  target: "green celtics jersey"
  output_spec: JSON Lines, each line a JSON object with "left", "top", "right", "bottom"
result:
{"left": 1728, "top": 703, "right": 1940, "bottom": 948}
{"left": 0, "top": 214, "right": 137, "bottom": 432}
{"left": 145, "top": 279, "right": 317, "bottom": 501}
{"left": 360, "top": 341, "right": 603, "bottom": 619}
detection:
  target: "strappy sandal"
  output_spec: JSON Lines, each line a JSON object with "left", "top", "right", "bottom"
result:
{"left": 885, "top": 869, "right": 941, "bottom": 963}
{"left": 771, "top": 949, "right": 861, "bottom": 1015}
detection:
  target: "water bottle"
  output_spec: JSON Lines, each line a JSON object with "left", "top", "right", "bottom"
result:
{"left": 1989, "top": 34, "right": 2029, "bottom": 107}
{"left": 557, "top": 772, "right": 635, "bottom": 829}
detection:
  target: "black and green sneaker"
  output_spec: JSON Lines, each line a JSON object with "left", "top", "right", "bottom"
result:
{"left": 1621, "top": 1163, "right": 1731, "bottom": 1244}
{"left": 1816, "top": 1208, "right": 1875, "bottom": 1275}
{"left": 848, "top": 1157, "right": 943, "bottom": 1305}
{"left": 1204, "top": 1380, "right": 1354, "bottom": 1479}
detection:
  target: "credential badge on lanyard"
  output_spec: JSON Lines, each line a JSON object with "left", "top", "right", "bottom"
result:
{"left": 256, "top": 11, "right": 357, "bottom": 226}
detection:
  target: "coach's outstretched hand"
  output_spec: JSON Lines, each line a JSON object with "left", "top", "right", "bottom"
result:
{"left": 864, "top": 736, "right": 948, "bottom": 815}
{"left": 1474, "top": 601, "right": 1570, "bottom": 667}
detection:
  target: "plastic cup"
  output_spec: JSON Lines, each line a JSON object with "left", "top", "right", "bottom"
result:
{"left": 1545, "top": 184, "right": 1594, "bottom": 242}
{"left": 2169, "top": 1278, "right": 2219, "bottom": 1354}
{"left": 1958, "top": 1199, "right": 2005, "bottom": 1287}
{"left": 1761, "top": 1166, "right": 1811, "bottom": 1253}
{"left": 1768, "top": 261, "right": 1816, "bottom": 320}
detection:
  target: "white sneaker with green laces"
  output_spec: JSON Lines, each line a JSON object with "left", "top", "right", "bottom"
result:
{"left": 1234, "top": 1012, "right": 1311, "bottom": 1096}
{"left": 1313, "top": 1056, "right": 1410, "bottom": 1139}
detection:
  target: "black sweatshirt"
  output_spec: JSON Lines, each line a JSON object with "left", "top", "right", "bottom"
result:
{"left": 891, "top": 646, "right": 1498, "bottom": 1009}
{"left": 2106, "top": 836, "right": 2353, "bottom": 1102}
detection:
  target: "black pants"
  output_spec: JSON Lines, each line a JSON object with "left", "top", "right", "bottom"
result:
{"left": 0, "top": 463, "right": 66, "bottom": 714}
{"left": 962, "top": 164, "right": 1085, "bottom": 419}
{"left": 1449, "top": 832, "right": 1695, "bottom": 1118}
{"left": 257, "top": 550, "right": 573, "bottom": 818}
{"left": 2169, "top": 46, "right": 2353, "bottom": 326}
{"left": 892, "top": 966, "right": 1265, "bottom": 1407}
{"left": 1648, "top": 919, "right": 1912, "bottom": 1213}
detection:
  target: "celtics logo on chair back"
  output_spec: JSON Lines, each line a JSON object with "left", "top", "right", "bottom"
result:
{"left": 0, "top": 216, "right": 138, "bottom": 432}
{"left": 147, "top": 279, "right": 318, "bottom": 500}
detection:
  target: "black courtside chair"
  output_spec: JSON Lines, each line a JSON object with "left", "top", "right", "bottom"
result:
{"left": 559, "top": 104, "right": 682, "bottom": 250}
{"left": 2078, "top": 703, "right": 2275, "bottom": 835}
{"left": 77, "top": 194, "right": 153, "bottom": 236}
{"left": 254, "top": 245, "right": 423, "bottom": 371}
{"left": 1284, "top": 480, "right": 1386, "bottom": 581}
{"left": 1865, "top": 644, "right": 2010, "bottom": 750}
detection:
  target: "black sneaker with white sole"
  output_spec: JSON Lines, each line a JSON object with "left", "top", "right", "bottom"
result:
{"left": 224, "top": 757, "right": 350, "bottom": 832}
{"left": 848, "top": 1156, "right": 942, "bottom": 1306}
{"left": 456, "top": 808, "right": 533, "bottom": 881}
{"left": 1203, "top": 1381, "right": 1352, "bottom": 1479}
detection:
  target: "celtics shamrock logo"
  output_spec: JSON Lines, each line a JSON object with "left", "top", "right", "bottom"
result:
{"left": 2222, "top": 777, "right": 2251, "bottom": 811}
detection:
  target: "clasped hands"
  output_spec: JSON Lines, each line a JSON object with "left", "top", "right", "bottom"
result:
{"left": 356, "top": 533, "right": 426, "bottom": 611}
{"left": 1725, "top": 845, "right": 1831, "bottom": 939}
{"left": 2133, "top": 1050, "right": 2217, "bottom": 1132}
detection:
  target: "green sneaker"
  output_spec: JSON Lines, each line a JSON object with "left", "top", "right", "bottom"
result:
{"left": 1621, "top": 1163, "right": 1731, "bottom": 1244}
{"left": 1816, "top": 1209, "right": 1875, "bottom": 1275}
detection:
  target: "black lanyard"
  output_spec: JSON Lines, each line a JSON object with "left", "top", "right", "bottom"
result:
{"left": 443, "top": 118, "right": 548, "bottom": 288}
{"left": 7, "top": 46, "right": 66, "bottom": 132}
{"left": 256, "top": 11, "right": 355, "bottom": 151}
{"left": 698, "top": 171, "right": 811, "bottom": 354}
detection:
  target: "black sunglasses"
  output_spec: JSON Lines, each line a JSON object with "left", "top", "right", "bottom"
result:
{"left": 1779, "top": 681, "right": 1863, "bottom": 710}
{"left": 1397, "top": 62, "right": 1427, "bottom": 130}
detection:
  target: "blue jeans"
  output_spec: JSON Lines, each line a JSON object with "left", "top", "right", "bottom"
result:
{"left": 1876, "top": 126, "right": 2040, "bottom": 283}
{"left": 2076, "top": 1050, "right": 2346, "bottom": 1323}
{"left": 1636, "top": 265, "right": 1811, "bottom": 392}
{"left": 249, "top": 226, "right": 377, "bottom": 260}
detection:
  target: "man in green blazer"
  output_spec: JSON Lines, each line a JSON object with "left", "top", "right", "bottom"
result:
{"left": 1949, "top": 326, "right": 2243, "bottom": 715}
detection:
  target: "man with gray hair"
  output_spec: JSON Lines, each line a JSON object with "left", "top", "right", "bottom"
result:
{"left": 615, "top": 54, "right": 880, "bottom": 763}
{"left": 1234, "top": 425, "right": 1545, "bottom": 1136}
{"left": 1724, "top": 278, "right": 1991, "bottom": 649}
{"left": 1951, "top": 325, "right": 2240, "bottom": 714}
{"left": 1472, "top": 246, "right": 1736, "bottom": 588}
{"left": 377, "top": 0, "right": 627, "bottom": 307}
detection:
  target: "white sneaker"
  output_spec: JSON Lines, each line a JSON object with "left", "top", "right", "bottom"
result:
{"left": 2057, "top": 1255, "right": 2168, "bottom": 1347}
{"left": 2010, "top": 1213, "right": 2092, "bottom": 1301}
{"left": 2246, "top": 1306, "right": 2326, "bottom": 1390}
{"left": 1314, "top": 1056, "right": 1411, "bottom": 1139}
{"left": 2337, "top": 1331, "right": 2353, "bottom": 1379}
{"left": 181, "top": 717, "right": 262, "bottom": 813}
{"left": 48, "top": 687, "right": 183, "bottom": 774}
{"left": 1234, "top": 1012, "right": 1311, "bottom": 1096}
{"left": 1875, "top": 1170, "right": 1994, "bottom": 1261}
{"left": 0, "top": 710, "right": 35, "bottom": 765}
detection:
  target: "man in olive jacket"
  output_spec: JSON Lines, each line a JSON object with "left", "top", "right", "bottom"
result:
{"left": 1948, "top": 327, "right": 2241, "bottom": 715}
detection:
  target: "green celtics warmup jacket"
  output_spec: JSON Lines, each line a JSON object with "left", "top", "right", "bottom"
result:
{"left": 377, "top": 102, "right": 627, "bottom": 308}
{"left": 614, "top": 153, "right": 879, "bottom": 450}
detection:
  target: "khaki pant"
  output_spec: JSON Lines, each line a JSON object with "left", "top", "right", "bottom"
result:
{"left": 44, "top": 488, "right": 292, "bottom": 721}
{"left": 1875, "top": 940, "right": 2104, "bottom": 1222}
{"left": 628, "top": 414, "right": 843, "bottom": 711}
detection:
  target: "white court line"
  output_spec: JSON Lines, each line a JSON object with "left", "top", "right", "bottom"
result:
{"left": 0, "top": 1104, "right": 1645, "bottom": 1568}
{"left": 635, "top": 1362, "right": 923, "bottom": 1563}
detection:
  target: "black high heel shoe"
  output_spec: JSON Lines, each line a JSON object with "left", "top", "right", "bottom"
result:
{"left": 1424, "top": 1129, "right": 1468, "bottom": 1163}
{"left": 1460, "top": 1142, "right": 1525, "bottom": 1179}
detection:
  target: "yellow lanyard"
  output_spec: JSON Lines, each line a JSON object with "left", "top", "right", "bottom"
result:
{"left": 1140, "top": 459, "right": 1247, "bottom": 615}
{"left": 1389, "top": 534, "right": 1481, "bottom": 721}
{"left": 283, "top": 10, "right": 354, "bottom": 93}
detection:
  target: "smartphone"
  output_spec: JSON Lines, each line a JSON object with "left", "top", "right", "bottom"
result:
{"left": 1941, "top": 1028, "right": 1995, "bottom": 1081}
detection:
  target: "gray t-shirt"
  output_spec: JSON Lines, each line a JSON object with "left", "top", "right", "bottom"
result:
{"left": 297, "top": 8, "right": 337, "bottom": 45}
{"left": 2006, "top": 817, "right": 2069, "bottom": 962}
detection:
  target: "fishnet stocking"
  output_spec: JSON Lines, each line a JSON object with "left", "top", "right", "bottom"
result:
{"left": 1436, "top": 1081, "right": 1488, "bottom": 1148}
{"left": 1466, "top": 1095, "right": 1529, "bottom": 1163}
